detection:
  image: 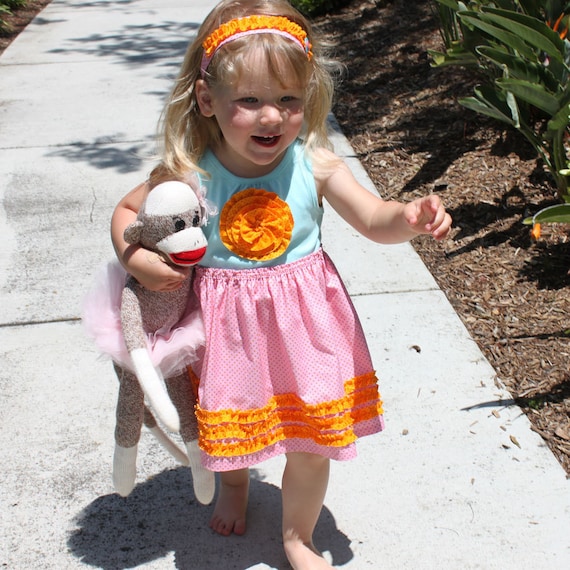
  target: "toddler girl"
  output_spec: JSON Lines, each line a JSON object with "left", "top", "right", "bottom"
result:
{"left": 111, "top": 1, "right": 452, "bottom": 568}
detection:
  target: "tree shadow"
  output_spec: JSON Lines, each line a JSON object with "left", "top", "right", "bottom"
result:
{"left": 462, "top": 375, "right": 570, "bottom": 410}
{"left": 37, "top": 14, "right": 202, "bottom": 172}
{"left": 47, "top": 19, "right": 199, "bottom": 71}
{"left": 443, "top": 186, "right": 533, "bottom": 257}
{"left": 52, "top": 0, "right": 141, "bottom": 9}
{"left": 516, "top": 376, "right": 570, "bottom": 409}
{"left": 489, "top": 128, "right": 539, "bottom": 162}
{"left": 46, "top": 136, "right": 157, "bottom": 174}
{"left": 509, "top": 329, "right": 570, "bottom": 341}
{"left": 519, "top": 239, "right": 570, "bottom": 290}
{"left": 67, "top": 467, "right": 353, "bottom": 570}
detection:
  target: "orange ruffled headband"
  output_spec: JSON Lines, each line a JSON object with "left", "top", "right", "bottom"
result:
{"left": 200, "top": 15, "right": 313, "bottom": 77}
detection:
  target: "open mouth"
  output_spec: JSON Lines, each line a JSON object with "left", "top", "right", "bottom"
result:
{"left": 169, "top": 246, "right": 207, "bottom": 266}
{"left": 252, "top": 135, "right": 281, "bottom": 147}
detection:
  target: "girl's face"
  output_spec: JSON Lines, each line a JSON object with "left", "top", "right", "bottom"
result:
{"left": 196, "top": 49, "right": 305, "bottom": 178}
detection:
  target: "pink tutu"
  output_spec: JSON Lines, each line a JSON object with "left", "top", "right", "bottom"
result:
{"left": 82, "top": 262, "right": 205, "bottom": 377}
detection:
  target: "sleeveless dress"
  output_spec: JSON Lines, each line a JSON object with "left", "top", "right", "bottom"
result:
{"left": 192, "top": 141, "right": 384, "bottom": 472}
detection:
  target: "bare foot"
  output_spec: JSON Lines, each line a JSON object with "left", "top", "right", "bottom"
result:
{"left": 284, "top": 538, "right": 333, "bottom": 570}
{"left": 209, "top": 468, "right": 249, "bottom": 536}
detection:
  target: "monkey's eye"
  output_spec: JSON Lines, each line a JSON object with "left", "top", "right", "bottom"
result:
{"left": 193, "top": 213, "right": 200, "bottom": 227}
{"left": 174, "top": 219, "right": 186, "bottom": 232}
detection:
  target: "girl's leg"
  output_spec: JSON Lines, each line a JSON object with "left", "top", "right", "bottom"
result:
{"left": 210, "top": 468, "right": 249, "bottom": 536}
{"left": 281, "top": 453, "right": 333, "bottom": 570}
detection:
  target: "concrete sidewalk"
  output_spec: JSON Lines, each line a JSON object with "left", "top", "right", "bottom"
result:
{"left": 0, "top": 1, "right": 568, "bottom": 568}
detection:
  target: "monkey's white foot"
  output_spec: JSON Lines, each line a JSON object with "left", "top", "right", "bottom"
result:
{"left": 113, "top": 444, "right": 138, "bottom": 497}
{"left": 186, "top": 440, "right": 215, "bottom": 505}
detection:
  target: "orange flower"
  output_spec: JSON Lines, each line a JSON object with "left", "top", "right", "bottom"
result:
{"left": 550, "top": 13, "right": 569, "bottom": 38}
{"left": 531, "top": 223, "right": 541, "bottom": 240}
{"left": 219, "top": 188, "right": 294, "bottom": 261}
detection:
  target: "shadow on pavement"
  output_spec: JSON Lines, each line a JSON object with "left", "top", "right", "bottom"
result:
{"left": 68, "top": 466, "right": 354, "bottom": 569}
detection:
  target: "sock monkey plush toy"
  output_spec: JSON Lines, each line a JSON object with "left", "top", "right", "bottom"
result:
{"left": 83, "top": 179, "right": 215, "bottom": 504}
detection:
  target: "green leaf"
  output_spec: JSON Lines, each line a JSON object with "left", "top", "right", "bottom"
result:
{"left": 481, "top": 8, "right": 566, "bottom": 61}
{"left": 459, "top": 85, "right": 517, "bottom": 125}
{"left": 528, "top": 203, "right": 570, "bottom": 224}
{"left": 476, "top": 45, "right": 550, "bottom": 85}
{"left": 505, "top": 90, "right": 521, "bottom": 128}
{"left": 459, "top": 14, "right": 541, "bottom": 61}
{"left": 516, "top": 0, "right": 543, "bottom": 19}
{"left": 497, "top": 78, "right": 561, "bottom": 115}
{"left": 547, "top": 102, "right": 570, "bottom": 131}
{"left": 429, "top": 48, "right": 479, "bottom": 67}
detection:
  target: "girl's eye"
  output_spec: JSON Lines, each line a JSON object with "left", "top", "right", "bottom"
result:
{"left": 239, "top": 97, "right": 258, "bottom": 104}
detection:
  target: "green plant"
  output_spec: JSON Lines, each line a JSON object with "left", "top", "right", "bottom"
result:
{"left": 430, "top": 1, "right": 570, "bottom": 205}
{"left": 0, "top": 6, "right": 11, "bottom": 24}
{"left": 0, "top": 0, "right": 28, "bottom": 12}
{"left": 0, "top": 0, "right": 28, "bottom": 32}
{"left": 523, "top": 200, "right": 570, "bottom": 236}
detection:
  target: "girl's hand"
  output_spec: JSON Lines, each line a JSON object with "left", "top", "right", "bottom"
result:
{"left": 124, "top": 246, "right": 190, "bottom": 292}
{"left": 403, "top": 195, "right": 452, "bottom": 241}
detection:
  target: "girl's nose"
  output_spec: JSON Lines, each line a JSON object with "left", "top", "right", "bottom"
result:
{"left": 260, "top": 104, "right": 283, "bottom": 125}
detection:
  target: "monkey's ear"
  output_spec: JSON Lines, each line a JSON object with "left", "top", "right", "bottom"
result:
{"left": 123, "top": 221, "right": 144, "bottom": 245}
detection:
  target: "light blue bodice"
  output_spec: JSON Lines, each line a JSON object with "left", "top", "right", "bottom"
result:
{"left": 197, "top": 140, "right": 323, "bottom": 269}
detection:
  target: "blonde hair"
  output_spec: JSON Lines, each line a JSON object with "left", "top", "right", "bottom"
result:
{"left": 150, "top": 0, "right": 338, "bottom": 184}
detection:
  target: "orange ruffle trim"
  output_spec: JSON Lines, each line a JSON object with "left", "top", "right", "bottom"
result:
{"left": 219, "top": 188, "right": 294, "bottom": 261}
{"left": 202, "top": 15, "right": 313, "bottom": 60}
{"left": 191, "top": 371, "right": 384, "bottom": 458}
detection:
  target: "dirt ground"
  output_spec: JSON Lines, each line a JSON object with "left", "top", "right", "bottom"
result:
{"left": 2, "top": 0, "right": 569, "bottom": 476}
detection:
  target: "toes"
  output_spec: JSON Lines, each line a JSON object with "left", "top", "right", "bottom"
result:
{"left": 209, "top": 516, "right": 232, "bottom": 536}
{"left": 233, "top": 518, "right": 246, "bottom": 536}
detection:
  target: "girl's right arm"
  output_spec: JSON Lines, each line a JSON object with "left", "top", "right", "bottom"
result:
{"left": 111, "top": 181, "right": 189, "bottom": 291}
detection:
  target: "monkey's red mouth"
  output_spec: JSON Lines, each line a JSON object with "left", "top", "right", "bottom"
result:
{"left": 169, "top": 247, "right": 207, "bottom": 266}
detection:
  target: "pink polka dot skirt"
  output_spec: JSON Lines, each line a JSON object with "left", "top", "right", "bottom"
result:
{"left": 192, "top": 249, "right": 384, "bottom": 472}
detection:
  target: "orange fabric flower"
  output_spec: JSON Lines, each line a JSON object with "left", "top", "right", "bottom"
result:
{"left": 219, "top": 188, "right": 294, "bottom": 261}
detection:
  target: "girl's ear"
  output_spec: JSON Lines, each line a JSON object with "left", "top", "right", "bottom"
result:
{"left": 195, "top": 79, "right": 215, "bottom": 117}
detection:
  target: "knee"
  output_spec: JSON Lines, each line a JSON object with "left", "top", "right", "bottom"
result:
{"left": 286, "top": 452, "right": 329, "bottom": 470}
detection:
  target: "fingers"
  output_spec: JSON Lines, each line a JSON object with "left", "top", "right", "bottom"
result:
{"left": 430, "top": 211, "right": 452, "bottom": 240}
{"left": 157, "top": 267, "right": 189, "bottom": 292}
{"left": 427, "top": 195, "right": 452, "bottom": 239}
{"left": 407, "top": 195, "right": 452, "bottom": 240}
{"left": 137, "top": 256, "right": 190, "bottom": 291}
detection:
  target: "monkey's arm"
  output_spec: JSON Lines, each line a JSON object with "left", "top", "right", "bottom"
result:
{"left": 121, "top": 284, "right": 180, "bottom": 432}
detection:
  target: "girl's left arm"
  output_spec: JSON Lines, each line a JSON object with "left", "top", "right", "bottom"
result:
{"left": 315, "top": 148, "right": 452, "bottom": 244}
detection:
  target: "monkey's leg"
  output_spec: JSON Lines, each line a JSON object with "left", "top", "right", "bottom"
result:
{"left": 113, "top": 365, "right": 144, "bottom": 497}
